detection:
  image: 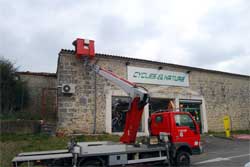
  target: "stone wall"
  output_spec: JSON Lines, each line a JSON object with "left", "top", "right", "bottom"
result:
{"left": 189, "top": 71, "right": 250, "bottom": 131}
{"left": 1, "top": 120, "right": 41, "bottom": 134}
{"left": 57, "top": 51, "right": 250, "bottom": 134}
{"left": 18, "top": 72, "right": 57, "bottom": 121}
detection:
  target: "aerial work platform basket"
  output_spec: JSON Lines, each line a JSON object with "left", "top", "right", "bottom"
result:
{"left": 73, "top": 38, "right": 95, "bottom": 59}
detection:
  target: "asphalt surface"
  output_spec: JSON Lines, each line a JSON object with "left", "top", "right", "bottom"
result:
{"left": 191, "top": 135, "right": 250, "bottom": 167}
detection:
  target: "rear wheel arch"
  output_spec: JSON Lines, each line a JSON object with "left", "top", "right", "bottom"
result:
{"left": 177, "top": 145, "right": 192, "bottom": 155}
{"left": 49, "top": 158, "right": 72, "bottom": 166}
{"left": 78, "top": 156, "right": 107, "bottom": 167}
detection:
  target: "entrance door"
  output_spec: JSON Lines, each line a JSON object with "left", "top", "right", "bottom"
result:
{"left": 179, "top": 100, "right": 202, "bottom": 133}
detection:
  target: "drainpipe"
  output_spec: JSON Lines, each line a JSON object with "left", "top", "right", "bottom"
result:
{"left": 93, "top": 71, "right": 97, "bottom": 134}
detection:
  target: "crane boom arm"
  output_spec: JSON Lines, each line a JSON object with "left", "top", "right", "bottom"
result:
{"left": 73, "top": 38, "right": 149, "bottom": 144}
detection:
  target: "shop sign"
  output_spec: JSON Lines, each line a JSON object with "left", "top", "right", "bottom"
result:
{"left": 127, "top": 66, "right": 189, "bottom": 87}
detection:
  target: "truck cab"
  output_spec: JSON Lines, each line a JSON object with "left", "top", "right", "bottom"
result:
{"left": 150, "top": 111, "right": 202, "bottom": 156}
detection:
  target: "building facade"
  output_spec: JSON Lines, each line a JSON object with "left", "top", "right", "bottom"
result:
{"left": 18, "top": 72, "right": 57, "bottom": 122}
{"left": 57, "top": 50, "right": 250, "bottom": 134}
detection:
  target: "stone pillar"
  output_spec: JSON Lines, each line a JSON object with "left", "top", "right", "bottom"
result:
{"left": 175, "top": 97, "right": 179, "bottom": 111}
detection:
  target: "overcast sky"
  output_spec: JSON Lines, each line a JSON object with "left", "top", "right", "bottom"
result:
{"left": 1, "top": 0, "right": 250, "bottom": 75}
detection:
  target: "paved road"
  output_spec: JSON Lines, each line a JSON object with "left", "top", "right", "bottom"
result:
{"left": 191, "top": 135, "right": 250, "bottom": 167}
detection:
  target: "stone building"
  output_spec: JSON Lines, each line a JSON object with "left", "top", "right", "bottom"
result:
{"left": 18, "top": 72, "right": 57, "bottom": 122}
{"left": 57, "top": 49, "right": 250, "bottom": 134}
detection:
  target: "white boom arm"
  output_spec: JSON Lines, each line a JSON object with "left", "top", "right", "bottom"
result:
{"left": 85, "top": 58, "right": 148, "bottom": 104}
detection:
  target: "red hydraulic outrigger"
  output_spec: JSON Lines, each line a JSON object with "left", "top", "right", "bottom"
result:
{"left": 73, "top": 38, "right": 149, "bottom": 144}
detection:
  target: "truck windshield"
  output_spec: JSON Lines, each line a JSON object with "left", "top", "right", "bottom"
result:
{"left": 175, "top": 114, "right": 195, "bottom": 130}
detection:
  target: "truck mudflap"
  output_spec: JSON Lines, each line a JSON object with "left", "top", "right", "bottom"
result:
{"left": 12, "top": 149, "right": 72, "bottom": 166}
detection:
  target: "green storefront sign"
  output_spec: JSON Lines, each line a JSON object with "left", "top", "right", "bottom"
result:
{"left": 127, "top": 66, "right": 189, "bottom": 87}
{"left": 133, "top": 72, "right": 186, "bottom": 82}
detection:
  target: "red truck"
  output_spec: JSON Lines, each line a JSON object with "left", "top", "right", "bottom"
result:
{"left": 150, "top": 111, "right": 201, "bottom": 163}
{"left": 12, "top": 38, "right": 202, "bottom": 167}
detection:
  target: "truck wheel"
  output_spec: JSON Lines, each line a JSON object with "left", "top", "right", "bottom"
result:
{"left": 78, "top": 158, "right": 105, "bottom": 167}
{"left": 175, "top": 151, "right": 190, "bottom": 167}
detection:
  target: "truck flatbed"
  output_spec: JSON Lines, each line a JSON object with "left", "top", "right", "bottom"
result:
{"left": 12, "top": 141, "right": 169, "bottom": 166}
{"left": 77, "top": 141, "right": 167, "bottom": 156}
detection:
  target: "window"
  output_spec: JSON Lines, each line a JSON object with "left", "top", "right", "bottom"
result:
{"left": 175, "top": 114, "right": 195, "bottom": 130}
{"left": 179, "top": 100, "right": 202, "bottom": 133}
{"left": 112, "top": 96, "right": 129, "bottom": 132}
{"left": 112, "top": 96, "right": 143, "bottom": 133}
